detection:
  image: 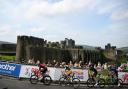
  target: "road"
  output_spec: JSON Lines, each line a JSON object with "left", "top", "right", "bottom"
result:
{"left": 0, "top": 76, "right": 127, "bottom": 89}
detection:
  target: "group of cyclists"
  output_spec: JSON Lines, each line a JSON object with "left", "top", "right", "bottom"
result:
{"left": 38, "top": 62, "right": 73, "bottom": 77}
{"left": 38, "top": 62, "right": 119, "bottom": 86}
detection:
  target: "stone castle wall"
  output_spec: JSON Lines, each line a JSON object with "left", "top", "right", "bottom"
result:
{"left": 16, "top": 36, "right": 104, "bottom": 64}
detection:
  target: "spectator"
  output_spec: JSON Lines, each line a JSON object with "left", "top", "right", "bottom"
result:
{"left": 47, "top": 61, "right": 52, "bottom": 67}
{"left": 36, "top": 60, "right": 40, "bottom": 65}
{"left": 31, "top": 57, "right": 35, "bottom": 64}
{"left": 79, "top": 61, "right": 84, "bottom": 68}
{"left": 118, "top": 65, "right": 124, "bottom": 72}
{"left": 52, "top": 60, "right": 56, "bottom": 66}
{"left": 68, "top": 61, "right": 73, "bottom": 68}
{"left": 103, "top": 63, "right": 108, "bottom": 70}
{"left": 96, "top": 62, "right": 103, "bottom": 72}
{"left": 27, "top": 58, "right": 33, "bottom": 65}
{"left": 60, "top": 62, "right": 66, "bottom": 67}
{"left": 54, "top": 62, "right": 59, "bottom": 67}
{"left": 74, "top": 61, "right": 79, "bottom": 68}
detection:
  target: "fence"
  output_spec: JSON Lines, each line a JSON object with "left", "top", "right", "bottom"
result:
{"left": 0, "top": 61, "right": 128, "bottom": 83}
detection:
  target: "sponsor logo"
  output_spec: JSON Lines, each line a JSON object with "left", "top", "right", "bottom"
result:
{"left": 0, "top": 64, "right": 16, "bottom": 71}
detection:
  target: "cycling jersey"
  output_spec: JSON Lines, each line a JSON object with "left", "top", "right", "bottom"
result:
{"left": 65, "top": 66, "right": 72, "bottom": 76}
{"left": 89, "top": 67, "right": 97, "bottom": 77}
{"left": 39, "top": 63, "right": 47, "bottom": 74}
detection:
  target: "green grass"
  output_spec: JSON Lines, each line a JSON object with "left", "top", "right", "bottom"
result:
{"left": 0, "top": 55, "right": 15, "bottom": 61}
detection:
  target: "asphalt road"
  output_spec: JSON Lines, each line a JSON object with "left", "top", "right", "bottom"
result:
{"left": 0, "top": 76, "right": 128, "bottom": 89}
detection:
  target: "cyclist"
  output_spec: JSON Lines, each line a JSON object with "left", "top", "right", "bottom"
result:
{"left": 108, "top": 64, "right": 121, "bottom": 86}
{"left": 88, "top": 63, "right": 98, "bottom": 85}
{"left": 38, "top": 63, "right": 48, "bottom": 75}
{"left": 89, "top": 64, "right": 97, "bottom": 77}
{"left": 109, "top": 64, "right": 118, "bottom": 78}
{"left": 64, "top": 65, "right": 73, "bottom": 77}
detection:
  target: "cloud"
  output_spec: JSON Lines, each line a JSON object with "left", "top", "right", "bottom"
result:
{"left": 30, "top": 27, "right": 45, "bottom": 33}
{"left": 110, "top": 9, "right": 128, "bottom": 20}
{"left": 96, "top": 0, "right": 128, "bottom": 21}
{"left": 0, "top": 24, "right": 18, "bottom": 42}
{"left": 24, "top": 0, "right": 96, "bottom": 20}
{"left": 0, "top": 25, "right": 11, "bottom": 36}
{"left": 96, "top": 1, "right": 117, "bottom": 14}
{"left": 0, "top": 0, "right": 97, "bottom": 20}
{"left": 1, "top": 0, "right": 127, "bottom": 21}
{"left": 71, "top": 22, "right": 128, "bottom": 48}
{"left": 99, "top": 23, "right": 128, "bottom": 47}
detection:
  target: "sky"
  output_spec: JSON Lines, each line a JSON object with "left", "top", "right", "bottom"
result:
{"left": 0, "top": 0, "right": 128, "bottom": 48}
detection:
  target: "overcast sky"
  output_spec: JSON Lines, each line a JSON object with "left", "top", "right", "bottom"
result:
{"left": 0, "top": 0, "right": 128, "bottom": 48}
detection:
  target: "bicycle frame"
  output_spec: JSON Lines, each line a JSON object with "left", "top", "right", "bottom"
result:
{"left": 107, "top": 74, "right": 118, "bottom": 83}
{"left": 87, "top": 73, "right": 105, "bottom": 88}
{"left": 31, "top": 68, "right": 42, "bottom": 78}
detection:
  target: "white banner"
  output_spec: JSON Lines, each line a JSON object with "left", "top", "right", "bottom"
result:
{"left": 19, "top": 65, "right": 39, "bottom": 78}
{"left": 54, "top": 68, "right": 64, "bottom": 80}
{"left": 19, "top": 65, "right": 88, "bottom": 81}
{"left": 47, "top": 67, "right": 56, "bottom": 80}
{"left": 118, "top": 72, "right": 128, "bottom": 83}
{"left": 52, "top": 68, "right": 88, "bottom": 81}
{"left": 19, "top": 65, "right": 55, "bottom": 79}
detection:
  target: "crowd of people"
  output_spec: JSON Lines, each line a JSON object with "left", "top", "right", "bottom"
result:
{"left": 117, "top": 63, "right": 128, "bottom": 72}
{"left": 27, "top": 58, "right": 128, "bottom": 72}
{"left": 27, "top": 59, "right": 126, "bottom": 76}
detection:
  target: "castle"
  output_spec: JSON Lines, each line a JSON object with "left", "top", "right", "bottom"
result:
{"left": 16, "top": 35, "right": 104, "bottom": 64}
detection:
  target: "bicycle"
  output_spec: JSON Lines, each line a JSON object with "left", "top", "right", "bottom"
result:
{"left": 87, "top": 73, "right": 105, "bottom": 88}
{"left": 29, "top": 68, "right": 52, "bottom": 85}
{"left": 59, "top": 72, "right": 80, "bottom": 89}
{"left": 106, "top": 73, "right": 123, "bottom": 88}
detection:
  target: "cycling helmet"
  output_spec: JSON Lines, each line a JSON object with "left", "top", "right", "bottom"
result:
{"left": 39, "top": 63, "right": 46, "bottom": 67}
{"left": 89, "top": 63, "right": 94, "bottom": 67}
{"left": 65, "top": 65, "right": 70, "bottom": 70}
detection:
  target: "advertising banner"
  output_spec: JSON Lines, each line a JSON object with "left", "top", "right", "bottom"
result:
{"left": 0, "top": 62, "right": 21, "bottom": 77}
{"left": 53, "top": 68, "right": 64, "bottom": 80}
{"left": 118, "top": 72, "right": 128, "bottom": 83}
{"left": 19, "top": 65, "right": 39, "bottom": 78}
{"left": 19, "top": 65, "right": 56, "bottom": 79}
{"left": 19, "top": 65, "right": 88, "bottom": 81}
{"left": 54, "top": 68, "right": 88, "bottom": 81}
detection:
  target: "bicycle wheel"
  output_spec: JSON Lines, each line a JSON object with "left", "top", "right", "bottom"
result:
{"left": 72, "top": 78, "right": 80, "bottom": 89}
{"left": 30, "top": 75, "right": 38, "bottom": 84}
{"left": 59, "top": 77, "right": 67, "bottom": 86}
{"left": 98, "top": 78, "right": 105, "bottom": 88}
{"left": 87, "top": 78, "right": 96, "bottom": 88}
{"left": 43, "top": 75, "right": 52, "bottom": 85}
{"left": 117, "top": 79, "right": 123, "bottom": 87}
{"left": 107, "top": 78, "right": 114, "bottom": 88}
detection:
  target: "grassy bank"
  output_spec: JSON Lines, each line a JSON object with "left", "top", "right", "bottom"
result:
{"left": 0, "top": 55, "right": 15, "bottom": 61}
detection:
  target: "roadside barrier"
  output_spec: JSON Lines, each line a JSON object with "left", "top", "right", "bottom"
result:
{"left": 0, "top": 62, "right": 21, "bottom": 77}
{"left": 0, "top": 61, "right": 128, "bottom": 83}
{"left": 0, "top": 62, "right": 88, "bottom": 81}
{"left": 19, "top": 64, "right": 88, "bottom": 81}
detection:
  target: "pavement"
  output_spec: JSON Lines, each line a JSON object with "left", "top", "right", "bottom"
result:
{"left": 0, "top": 75, "right": 128, "bottom": 89}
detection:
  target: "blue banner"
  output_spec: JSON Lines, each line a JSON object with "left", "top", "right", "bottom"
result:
{"left": 0, "top": 62, "right": 21, "bottom": 77}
